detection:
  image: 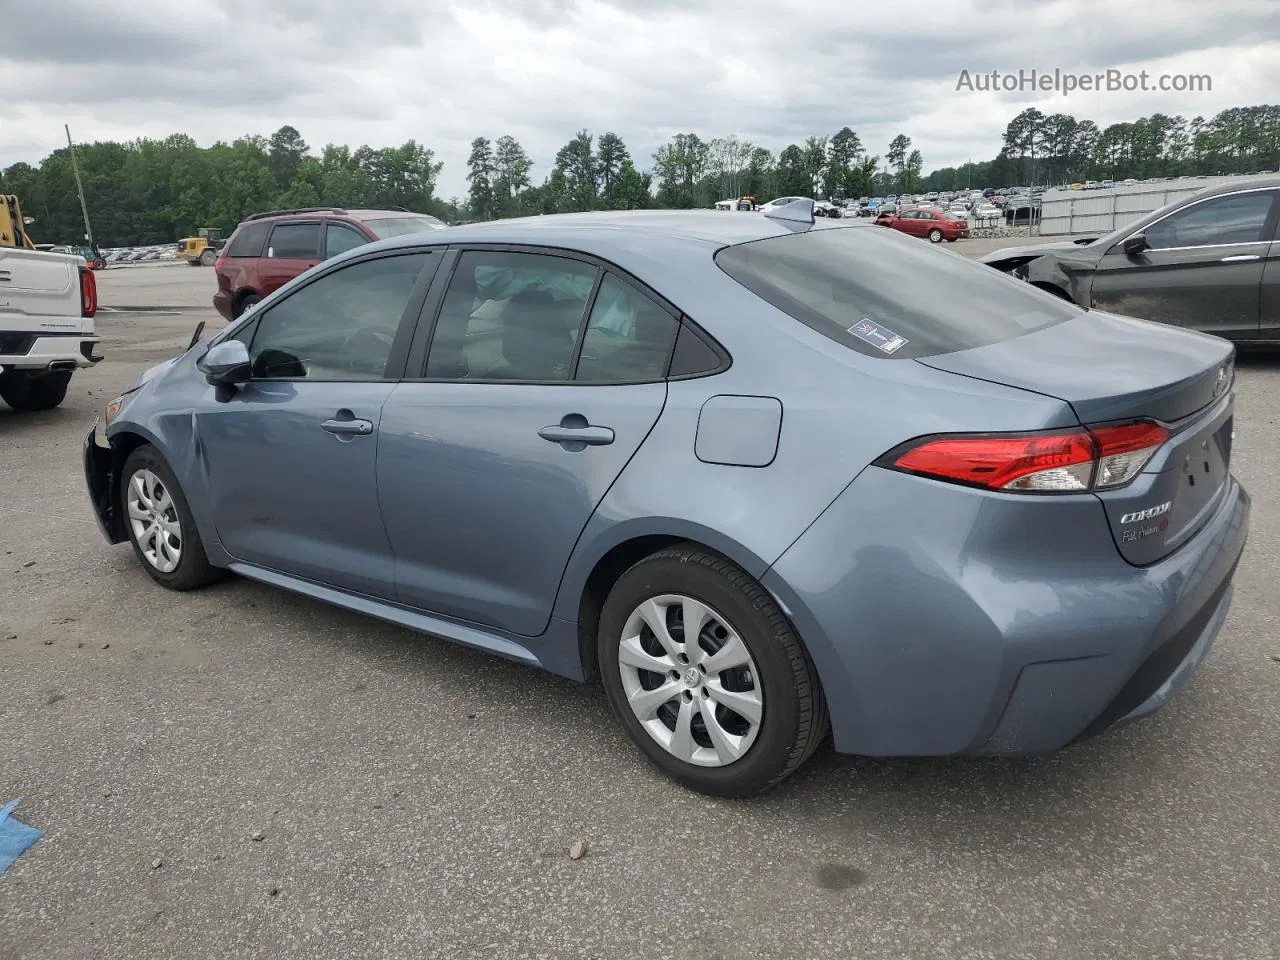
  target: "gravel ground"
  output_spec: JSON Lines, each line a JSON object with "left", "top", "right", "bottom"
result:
{"left": 1, "top": 258, "right": 1277, "bottom": 960}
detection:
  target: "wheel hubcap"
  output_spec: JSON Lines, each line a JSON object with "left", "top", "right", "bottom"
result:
{"left": 617, "top": 595, "right": 763, "bottom": 768}
{"left": 126, "top": 468, "right": 183, "bottom": 573}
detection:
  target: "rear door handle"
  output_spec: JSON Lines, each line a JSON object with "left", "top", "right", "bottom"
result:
{"left": 321, "top": 418, "right": 373, "bottom": 436}
{"left": 1220, "top": 254, "right": 1260, "bottom": 262}
{"left": 538, "top": 424, "right": 614, "bottom": 446}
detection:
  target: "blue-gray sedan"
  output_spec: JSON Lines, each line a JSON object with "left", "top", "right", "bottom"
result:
{"left": 84, "top": 201, "right": 1249, "bottom": 796}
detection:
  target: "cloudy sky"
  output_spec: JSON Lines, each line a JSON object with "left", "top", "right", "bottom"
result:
{"left": 3, "top": 0, "right": 1278, "bottom": 198}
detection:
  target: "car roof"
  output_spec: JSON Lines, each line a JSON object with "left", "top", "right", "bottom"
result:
{"left": 369, "top": 209, "right": 849, "bottom": 254}
{"left": 1187, "top": 175, "right": 1280, "bottom": 199}
{"left": 236, "top": 208, "right": 441, "bottom": 227}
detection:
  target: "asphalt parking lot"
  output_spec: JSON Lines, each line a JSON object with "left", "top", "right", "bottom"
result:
{"left": 2, "top": 250, "right": 1278, "bottom": 960}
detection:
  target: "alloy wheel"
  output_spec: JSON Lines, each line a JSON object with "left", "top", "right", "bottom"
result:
{"left": 617, "top": 594, "right": 764, "bottom": 768}
{"left": 126, "top": 468, "right": 183, "bottom": 573}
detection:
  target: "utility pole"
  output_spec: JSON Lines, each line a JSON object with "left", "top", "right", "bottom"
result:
{"left": 65, "top": 124, "right": 94, "bottom": 247}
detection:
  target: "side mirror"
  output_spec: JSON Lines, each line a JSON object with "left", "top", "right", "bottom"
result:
{"left": 1122, "top": 233, "right": 1148, "bottom": 256}
{"left": 198, "top": 339, "right": 251, "bottom": 386}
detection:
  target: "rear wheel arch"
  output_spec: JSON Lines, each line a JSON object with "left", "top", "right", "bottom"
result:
{"left": 576, "top": 535, "right": 692, "bottom": 682}
{"left": 571, "top": 530, "right": 797, "bottom": 683}
{"left": 233, "top": 289, "right": 262, "bottom": 318}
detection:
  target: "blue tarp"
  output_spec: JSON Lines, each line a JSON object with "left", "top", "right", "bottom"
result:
{"left": 0, "top": 799, "right": 42, "bottom": 875}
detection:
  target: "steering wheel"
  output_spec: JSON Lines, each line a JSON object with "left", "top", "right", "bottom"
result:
{"left": 341, "top": 326, "right": 396, "bottom": 373}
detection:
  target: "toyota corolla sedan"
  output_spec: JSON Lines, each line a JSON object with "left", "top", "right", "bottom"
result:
{"left": 84, "top": 200, "right": 1249, "bottom": 797}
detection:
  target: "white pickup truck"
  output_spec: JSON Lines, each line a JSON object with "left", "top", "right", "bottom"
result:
{"left": 0, "top": 246, "right": 102, "bottom": 411}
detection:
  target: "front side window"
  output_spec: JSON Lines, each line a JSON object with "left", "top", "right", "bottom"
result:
{"left": 424, "top": 251, "right": 598, "bottom": 381}
{"left": 1143, "top": 191, "right": 1276, "bottom": 249}
{"left": 576, "top": 275, "right": 679, "bottom": 382}
{"left": 248, "top": 253, "right": 431, "bottom": 380}
{"left": 268, "top": 222, "right": 320, "bottom": 259}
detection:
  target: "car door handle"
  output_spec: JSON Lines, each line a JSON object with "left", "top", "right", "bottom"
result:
{"left": 538, "top": 424, "right": 614, "bottom": 446}
{"left": 1220, "top": 254, "right": 1260, "bottom": 262}
{"left": 321, "top": 418, "right": 373, "bottom": 436}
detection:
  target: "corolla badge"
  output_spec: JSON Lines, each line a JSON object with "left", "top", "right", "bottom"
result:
{"left": 1120, "top": 501, "right": 1171, "bottom": 525}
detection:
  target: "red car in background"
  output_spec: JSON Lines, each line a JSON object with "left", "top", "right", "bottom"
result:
{"left": 212, "top": 206, "right": 447, "bottom": 320}
{"left": 873, "top": 207, "right": 969, "bottom": 243}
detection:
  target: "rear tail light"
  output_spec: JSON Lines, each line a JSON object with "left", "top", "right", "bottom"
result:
{"left": 881, "top": 421, "right": 1170, "bottom": 493}
{"left": 1090, "top": 421, "right": 1169, "bottom": 489}
{"left": 214, "top": 256, "right": 224, "bottom": 271}
{"left": 79, "top": 267, "right": 97, "bottom": 318}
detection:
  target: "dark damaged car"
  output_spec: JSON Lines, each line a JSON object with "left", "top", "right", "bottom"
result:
{"left": 981, "top": 177, "right": 1280, "bottom": 343}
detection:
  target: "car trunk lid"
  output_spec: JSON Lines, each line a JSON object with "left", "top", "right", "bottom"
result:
{"left": 917, "top": 310, "right": 1236, "bottom": 564}
{"left": 916, "top": 310, "right": 1233, "bottom": 424}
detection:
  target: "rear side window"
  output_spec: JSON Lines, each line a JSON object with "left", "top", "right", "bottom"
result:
{"left": 225, "top": 221, "right": 270, "bottom": 258}
{"left": 575, "top": 275, "right": 679, "bottom": 382}
{"left": 714, "top": 226, "right": 1079, "bottom": 359}
{"left": 325, "top": 222, "right": 368, "bottom": 259}
{"left": 268, "top": 222, "right": 320, "bottom": 259}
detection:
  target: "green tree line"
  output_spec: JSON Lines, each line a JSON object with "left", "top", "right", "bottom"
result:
{"left": 0, "top": 126, "right": 450, "bottom": 247}
{"left": 922, "top": 104, "right": 1280, "bottom": 191}
{"left": 3, "top": 103, "right": 1276, "bottom": 246}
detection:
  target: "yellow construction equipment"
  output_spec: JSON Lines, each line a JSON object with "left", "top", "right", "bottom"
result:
{"left": 1, "top": 195, "right": 37, "bottom": 249}
{"left": 176, "top": 227, "right": 225, "bottom": 266}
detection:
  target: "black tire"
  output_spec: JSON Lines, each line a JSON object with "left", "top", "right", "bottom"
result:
{"left": 200, "top": 248, "right": 216, "bottom": 266}
{"left": 0, "top": 370, "right": 70, "bottom": 412}
{"left": 120, "top": 446, "right": 224, "bottom": 591}
{"left": 598, "top": 545, "right": 828, "bottom": 797}
{"left": 928, "top": 228, "right": 943, "bottom": 243}
{"left": 233, "top": 294, "right": 261, "bottom": 319}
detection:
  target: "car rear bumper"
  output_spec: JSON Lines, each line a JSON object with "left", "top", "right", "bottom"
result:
{"left": 0, "top": 334, "right": 101, "bottom": 370}
{"left": 763, "top": 465, "right": 1250, "bottom": 757}
{"left": 212, "top": 289, "right": 234, "bottom": 321}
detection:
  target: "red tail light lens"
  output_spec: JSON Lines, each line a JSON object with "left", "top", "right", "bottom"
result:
{"left": 214, "top": 257, "right": 224, "bottom": 271}
{"left": 884, "top": 421, "right": 1169, "bottom": 493}
{"left": 79, "top": 267, "right": 97, "bottom": 318}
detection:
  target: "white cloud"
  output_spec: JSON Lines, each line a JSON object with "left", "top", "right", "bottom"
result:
{"left": 2, "top": 0, "right": 1277, "bottom": 198}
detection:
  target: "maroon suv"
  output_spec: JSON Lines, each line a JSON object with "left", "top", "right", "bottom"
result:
{"left": 212, "top": 207, "right": 447, "bottom": 320}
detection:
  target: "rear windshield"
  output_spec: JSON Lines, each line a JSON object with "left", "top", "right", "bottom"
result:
{"left": 362, "top": 216, "right": 447, "bottom": 239}
{"left": 714, "top": 226, "right": 1079, "bottom": 359}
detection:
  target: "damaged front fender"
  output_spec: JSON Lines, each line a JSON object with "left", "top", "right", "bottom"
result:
{"left": 83, "top": 419, "right": 126, "bottom": 544}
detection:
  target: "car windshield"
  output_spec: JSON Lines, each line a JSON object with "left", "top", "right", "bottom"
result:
{"left": 362, "top": 215, "right": 447, "bottom": 239}
{"left": 714, "top": 226, "right": 1079, "bottom": 359}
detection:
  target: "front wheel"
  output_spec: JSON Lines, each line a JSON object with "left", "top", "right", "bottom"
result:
{"left": 598, "top": 545, "right": 828, "bottom": 797}
{"left": 120, "top": 446, "right": 225, "bottom": 590}
{"left": 199, "top": 248, "right": 216, "bottom": 266}
{"left": 928, "top": 228, "right": 943, "bottom": 243}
